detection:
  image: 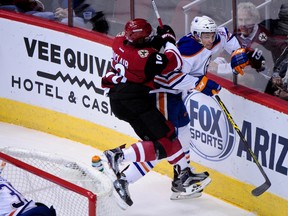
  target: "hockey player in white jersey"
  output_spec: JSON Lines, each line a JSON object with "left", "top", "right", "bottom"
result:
{"left": 178, "top": 15, "right": 241, "bottom": 77}
{"left": 178, "top": 15, "right": 264, "bottom": 77}
{"left": 0, "top": 163, "right": 56, "bottom": 216}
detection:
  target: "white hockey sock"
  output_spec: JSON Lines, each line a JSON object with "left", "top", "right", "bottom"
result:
{"left": 176, "top": 157, "right": 189, "bottom": 170}
{"left": 178, "top": 125, "right": 191, "bottom": 164}
{"left": 122, "top": 147, "right": 136, "bottom": 161}
{"left": 123, "top": 160, "right": 158, "bottom": 184}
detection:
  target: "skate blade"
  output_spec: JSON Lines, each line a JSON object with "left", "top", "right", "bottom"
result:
{"left": 99, "top": 156, "right": 129, "bottom": 210}
{"left": 112, "top": 190, "right": 129, "bottom": 210}
{"left": 170, "top": 177, "right": 211, "bottom": 200}
{"left": 105, "top": 172, "right": 130, "bottom": 210}
{"left": 170, "top": 191, "right": 202, "bottom": 200}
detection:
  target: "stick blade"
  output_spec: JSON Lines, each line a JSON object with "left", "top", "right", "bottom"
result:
{"left": 251, "top": 180, "right": 271, "bottom": 196}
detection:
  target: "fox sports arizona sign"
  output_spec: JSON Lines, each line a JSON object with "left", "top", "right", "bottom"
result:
{"left": 184, "top": 91, "right": 235, "bottom": 161}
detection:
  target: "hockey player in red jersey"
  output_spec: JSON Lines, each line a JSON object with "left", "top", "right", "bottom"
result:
{"left": 101, "top": 18, "right": 220, "bottom": 206}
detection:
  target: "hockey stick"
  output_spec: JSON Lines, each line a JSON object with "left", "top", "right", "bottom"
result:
{"left": 214, "top": 95, "right": 271, "bottom": 196}
{"left": 151, "top": 0, "right": 163, "bottom": 28}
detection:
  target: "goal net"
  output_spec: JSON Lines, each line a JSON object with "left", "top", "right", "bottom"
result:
{"left": 0, "top": 147, "right": 120, "bottom": 216}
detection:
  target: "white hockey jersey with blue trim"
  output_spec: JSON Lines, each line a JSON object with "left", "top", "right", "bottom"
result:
{"left": 177, "top": 27, "right": 241, "bottom": 77}
{"left": 153, "top": 42, "right": 200, "bottom": 93}
{"left": 0, "top": 176, "right": 36, "bottom": 216}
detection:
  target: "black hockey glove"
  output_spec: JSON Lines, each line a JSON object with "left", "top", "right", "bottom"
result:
{"left": 246, "top": 48, "right": 266, "bottom": 72}
{"left": 150, "top": 35, "right": 165, "bottom": 51}
{"left": 156, "top": 25, "right": 176, "bottom": 45}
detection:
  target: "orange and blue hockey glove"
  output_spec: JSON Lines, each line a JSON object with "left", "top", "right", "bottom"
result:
{"left": 231, "top": 48, "right": 249, "bottom": 75}
{"left": 194, "top": 76, "right": 221, "bottom": 96}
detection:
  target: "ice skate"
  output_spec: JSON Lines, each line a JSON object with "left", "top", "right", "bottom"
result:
{"left": 103, "top": 145, "right": 125, "bottom": 178}
{"left": 170, "top": 165, "right": 211, "bottom": 200}
{"left": 113, "top": 173, "right": 133, "bottom": 206}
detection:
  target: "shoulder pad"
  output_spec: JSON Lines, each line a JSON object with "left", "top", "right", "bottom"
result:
{"left": 217, "top": 27, "right": 234, "bottom": 42}
{"left": 177, "top": 35, "right": 203, "bottom": 56}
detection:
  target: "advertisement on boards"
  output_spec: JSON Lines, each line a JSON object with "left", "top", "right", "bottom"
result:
{"left": 184, "top": 90, "right": 288, "bottom": 199}
{"left": 0, "top": 16, "right": 287, "bottom": 200}
{"left": 0, "top": 18, "right": 136, "bottom": 136}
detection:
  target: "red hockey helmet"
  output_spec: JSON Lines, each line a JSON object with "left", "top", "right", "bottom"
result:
{"left": 124, "top": 18, "right": 152, "bottom": 44}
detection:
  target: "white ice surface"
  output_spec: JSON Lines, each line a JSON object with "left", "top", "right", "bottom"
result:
{"left": 0, "top": 122, "right": 255, "bottom": 216}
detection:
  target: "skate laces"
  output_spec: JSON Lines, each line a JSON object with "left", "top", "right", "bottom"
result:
{"left": 104, "top": 147, "right": 124, "bottom": 175}
{"left": 171, "top": 166, "right": 211, "bottom": 196}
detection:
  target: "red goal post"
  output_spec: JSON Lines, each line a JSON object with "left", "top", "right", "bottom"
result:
{"left": 0, "top": 147, "right": 118, "bottom": 216}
